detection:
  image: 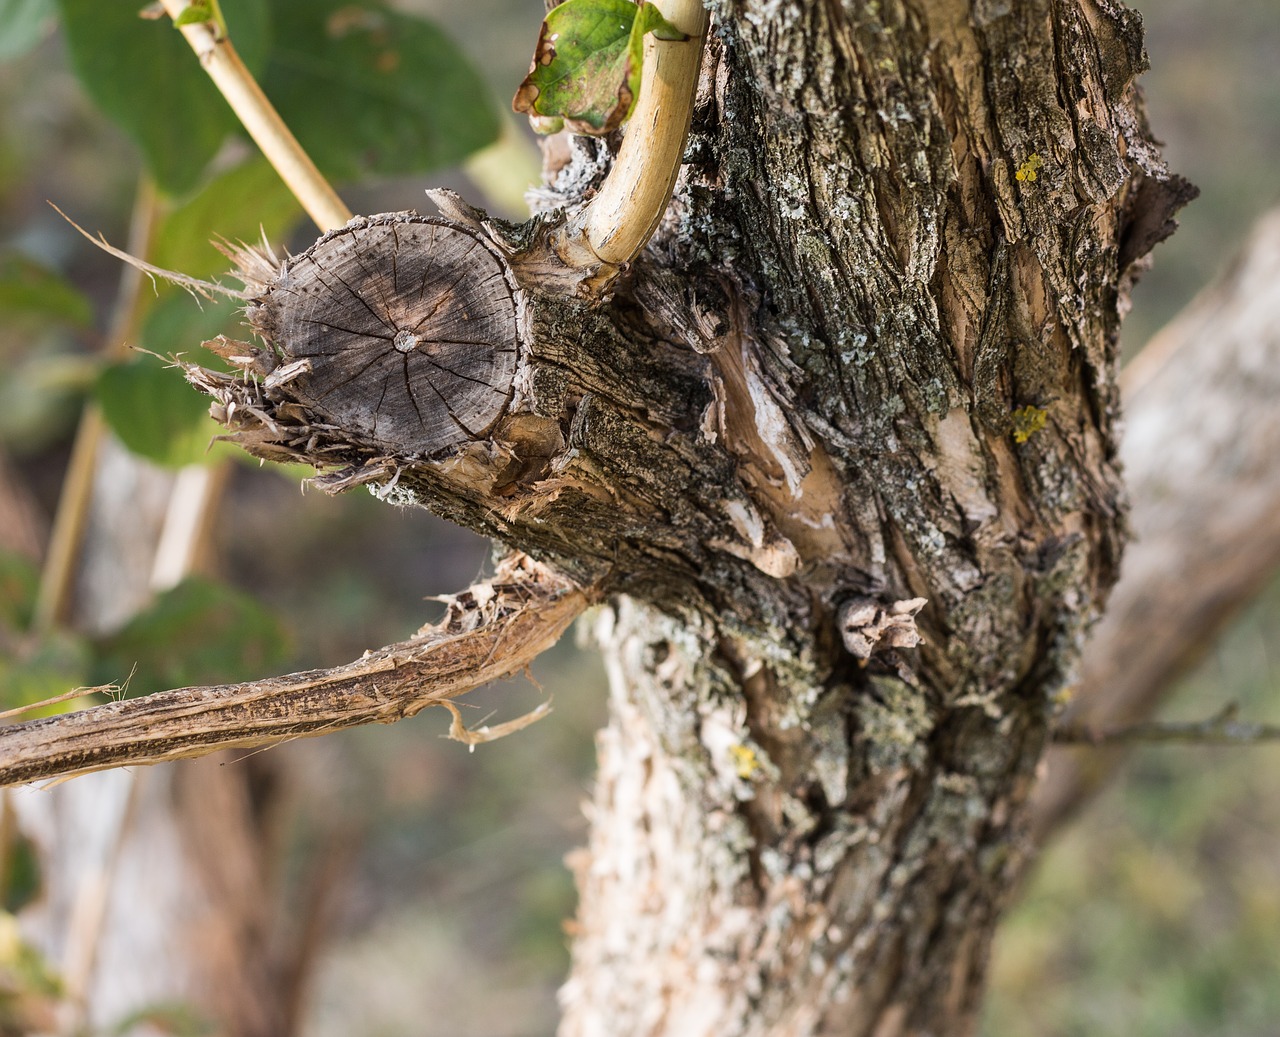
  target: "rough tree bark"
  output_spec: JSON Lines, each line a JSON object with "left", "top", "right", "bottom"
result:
{"left": 6, "top": 0, "right": 1196, "bottom": 1033}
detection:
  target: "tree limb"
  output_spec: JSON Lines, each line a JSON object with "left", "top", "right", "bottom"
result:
{"left": 0, "top": 555, "right": 590, "bottom": 788}
{"left": 570, "top": 0, "right": 709, "bottom": 266}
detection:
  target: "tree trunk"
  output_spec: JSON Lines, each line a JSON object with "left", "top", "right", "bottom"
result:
{"left": 150, "top": 0, "right": 1190, "bottom": 1033}
{"left": 554, "top": 1, "right": 1190, "bottom": 1031}
{"left": 548, "top": 1, "right": 1188, "bottom": 1031}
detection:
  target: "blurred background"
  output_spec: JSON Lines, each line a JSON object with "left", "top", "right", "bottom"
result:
{"left": 0, "top": 0, "right": 1276, "bottom": 1033}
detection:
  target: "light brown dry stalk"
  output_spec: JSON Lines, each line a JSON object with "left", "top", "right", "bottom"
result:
{"left": 571, "top": 0, "right": 709, "bottom": 266}
{"left": 159, "top": 0, "right": 351, "bottom": 233}
{"left": 33, "top": 179, "right": 162, "bottom": 633}
{"left": 0, "top": 556, "right": 590, "bottom": 787}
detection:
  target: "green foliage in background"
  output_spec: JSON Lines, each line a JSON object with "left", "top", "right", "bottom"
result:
{"left": 0, "top": 910, "right": 64, "bottom": 1034}
{"left": 55, "top": 0, "right": 497, "bottom": 195}
{"left": 0, "top": 253, "right": 92, "bottom": 329}
{"left": 57, "top": 0, "right": 270, "bottom": 195}
{"left": 0, "top": 0, "right": 55, "bottom": 62}
{"left": 0, "top": 548, "right": 289, "bottom": 709}
{"left": 264, "top": 0, "right": 499, "bottom": 179}
{"left": 93, "top": 577, "right": 289, "bottom": 695}
{"left": 96, "top": 354, "right": 231, "bottom": 468}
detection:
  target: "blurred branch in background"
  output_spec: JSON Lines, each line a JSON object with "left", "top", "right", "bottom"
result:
{"left": 31, "top": 177, "right": 160, "bottom": 634}
{"left": 1034, "top": 205, "right": 1280, "bottom": 840}
{"left": 1054, "top": 704, "right": 1280, "bottom": 747}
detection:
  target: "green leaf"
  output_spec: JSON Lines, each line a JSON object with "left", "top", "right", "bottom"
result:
{"left": 109, "top": 1002, "right": 214, "bottom": 1037}
{"left": 151, "top": 156, "right": 301, "bottom": 280}
{"left": 0, "top": 348, "right": 97, "bottom": 454}
{"left": 141, "top": 295, "right": 246, "bottom": 371}
{"left": 96, "top": 354, "right": 231, "bottom": 468}
{"left": 0, "top": 911, "right": 62, "bottom": 999}
{"left": 0, "top": 0, "right": 56, "bottom": 62}
{"left": 139, "top": 157, "right": 302, "bottom": 371}
{"left": 512, "top": 0, "right": 685, "bottom": 135}
{"left": 56, "top": 0, "right": 269, "bottom": 194}
{"left": 262, "top": 0, "right": 499, "bottom": 180}
{"left": 0, "top": 550, "right": 39, "bottom": 631}
{"left": 172, "top": 3, "right": 213, "bottom": 28}
{"left": 0, "top": 252, "right": 93, "bottom": 328}
{"left": 2, "top": 829, "right": 41, "bottom": 913}
{"left": 93, "top": 577, "right": 289, "bottom": 696}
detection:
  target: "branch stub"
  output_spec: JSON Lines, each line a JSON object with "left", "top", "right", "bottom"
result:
{"left": 249, "top": 213, "right": 525, "bottom": 457}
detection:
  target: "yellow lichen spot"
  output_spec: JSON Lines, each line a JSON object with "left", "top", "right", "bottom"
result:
{"left": 729, "top": 744, "right": 760, "bottom": 780}
{"left": 1011, "top": 404, "right": 1048, "bottom": 443}
{"left": 1015, "top": 153, "right": 1044, "bottom": 183}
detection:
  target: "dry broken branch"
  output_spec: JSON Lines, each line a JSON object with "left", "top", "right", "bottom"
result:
{"left": 0, "top": 555, "right": 590, "bottom": 788}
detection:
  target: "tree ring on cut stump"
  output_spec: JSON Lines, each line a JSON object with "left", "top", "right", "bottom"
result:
{"left": 253, "top": 213, "right": 524, "bottom": 456}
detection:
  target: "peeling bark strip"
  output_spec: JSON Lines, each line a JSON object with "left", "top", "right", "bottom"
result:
{"left": 0, "top": 556, "right": 587, "bottom": 787}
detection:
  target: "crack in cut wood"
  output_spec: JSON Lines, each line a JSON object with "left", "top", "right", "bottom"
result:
{"left": 251, "top": 214, "right": 524, "bottom": 457}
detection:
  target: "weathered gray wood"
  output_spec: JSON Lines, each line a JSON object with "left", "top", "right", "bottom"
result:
{"left": 251, "top": 214, "right": 523, "bottom": 456}
{"left": 0, "top": 556, "right": 584, "bottom": 787}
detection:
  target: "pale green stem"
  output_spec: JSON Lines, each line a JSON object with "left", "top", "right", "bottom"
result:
{"left": 572, "top": 0, "right": 709, "bottom": 265}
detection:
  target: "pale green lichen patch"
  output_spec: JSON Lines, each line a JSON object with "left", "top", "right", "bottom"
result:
{"left": 856, "top": 675, "right": 934, "bottom": 772}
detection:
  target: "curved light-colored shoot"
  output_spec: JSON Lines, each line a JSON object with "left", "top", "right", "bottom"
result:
{"left": 574, "top": 0, "right": 709, "bottom": 266}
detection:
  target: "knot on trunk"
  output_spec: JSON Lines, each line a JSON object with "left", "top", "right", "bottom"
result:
{"left": 839, "top": 596, "right": 928, "bottom": 660}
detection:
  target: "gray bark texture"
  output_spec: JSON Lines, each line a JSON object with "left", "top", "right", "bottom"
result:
{"left": 164, "top": 0, "right": 1192, "bottom": 1034}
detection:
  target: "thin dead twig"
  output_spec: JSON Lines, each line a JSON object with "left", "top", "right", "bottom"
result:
{"left": 1051, "top": 703, "right": 1280, "bottom": 747}
{"left": 0, "top": 556, "right": 591, "bottom": 788}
